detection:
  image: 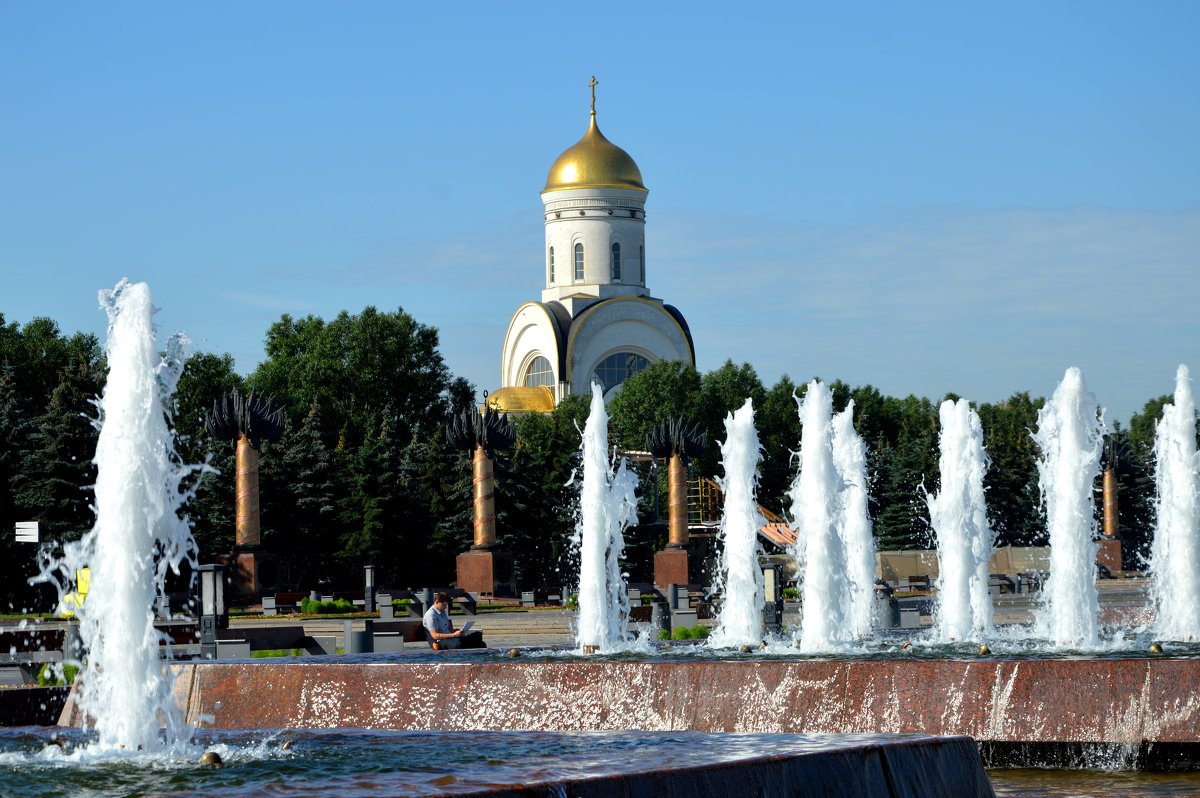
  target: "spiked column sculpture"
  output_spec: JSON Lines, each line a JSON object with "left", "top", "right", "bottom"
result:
{"left": 647, "top": 417, "right": 706, "bottom": 589}
{"left": 447, "top": 406, "right": 516, "bottom": 596}
{"left": 206, "top": 389, "right": 285, "bottom": 598}
{"left": 1099, "top": 435, "right": 1126, "bottom": 573}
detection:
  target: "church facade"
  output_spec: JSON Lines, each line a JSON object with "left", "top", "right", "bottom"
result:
{"left": 489, "top": 89, "right": 694, "bottom": 413}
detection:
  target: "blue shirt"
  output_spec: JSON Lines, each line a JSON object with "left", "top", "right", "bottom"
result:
{"left": 423, "top": 605, "right": 452, "bottom": 636}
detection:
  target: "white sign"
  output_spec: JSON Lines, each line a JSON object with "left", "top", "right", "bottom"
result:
{"left": 15, "top": 521, "right": 39, "bottom": 543}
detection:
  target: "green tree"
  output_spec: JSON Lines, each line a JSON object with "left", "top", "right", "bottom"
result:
{"left": 698, "top": 360, "right": 766, "bottom": 476}
{"left": 976, "top": 392, "right": 1045, "bottom": 547}
{"left": 263, "top": 404, "right": 342, "bottom": 588}
{"left": 868, "top": 394, "right": 939, "bottom": 550}
{"left": 757, "top": 375, "right": 801, "bottom": 514}
{"left": 250, "top": 307, "right": 462, "bottom": 448}
{"left": 1121, "top": 394, "right": 1200, "bottom": 568}
{"left": 12, "top": 352, "right": 104, "bottom": 543}
{"left": 1127, "top": 395, "right": 1172, "bottom": 455}
{"left": 0, "top": 368, "right": 32, "bottom": 607}
{"left": 608, "top": 360, "right": 702, "bottom": 453}
{"left": 495, "top": 401, "right": 590, "bottom": 589}
{"left": 172, "top": 352, "right": 243, "bottom": 561}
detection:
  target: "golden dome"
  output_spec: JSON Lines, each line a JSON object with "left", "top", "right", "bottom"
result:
{"left": 485, "top": 386, "right": 555, "bottom": 415}
{"left": 543, "top": 113, "right": 646, "bottom": 193}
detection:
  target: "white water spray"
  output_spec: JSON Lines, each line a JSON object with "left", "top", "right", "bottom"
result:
{"left": 42, "top": 280, "right": 197, "bottom": 751}
{"left": 789, "top": 381, "right": 849, "bottom": 652}
{"left": 928, "top": 398, "right": 994, "bottom": 642}
{"left": 832, "top": 401, "right": 876, "bottom": 640}
{"left": 710, "top": 399, "right": 766, "bottom": 648}
{"left": 1034, "top": 367, "right": 1105, "bottom": 648}
{"left": 574, "top": 384, "right": 638, "bottom": 652}
{"left": 1150, "top": 365, "right": 1200, "bottom": 642}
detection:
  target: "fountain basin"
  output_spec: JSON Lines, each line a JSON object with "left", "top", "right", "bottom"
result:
{"left": 1, "top": 728, "right": 993, "bottom": 797}
{"left": 59, "top": 656, "right": 1200, "bottom": 761}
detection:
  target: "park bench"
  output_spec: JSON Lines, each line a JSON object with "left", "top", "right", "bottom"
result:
{"left": 390, "top": 588, "right": 478, "bottom": 616}
{"left": 989, "top": 574, "right": 1017, "bottom": 596}
{"left": 263, "top": 592, "right": 307, "bottom": 615}
{"left": 906, "top": 575, "right": 931, "bottom": 592}
{"left": 521, "top": 590, "right": 548, "bottom": 607}
{"left": 0, "top": 629, "right": 65, "bottom": 666}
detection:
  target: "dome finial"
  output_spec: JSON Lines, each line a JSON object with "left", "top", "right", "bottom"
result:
{"left": 589, "top": 75, "right": 598, "bottom": 118}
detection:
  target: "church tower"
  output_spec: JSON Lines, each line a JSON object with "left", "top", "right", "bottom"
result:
{"left": 491, "top": 79, "right": 694, "bottom": 413}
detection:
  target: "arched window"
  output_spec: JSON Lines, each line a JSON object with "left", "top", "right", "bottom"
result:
{"left": 523, "top": 356, "right": 554, "bottom": 387}
{"left": 548, "top": 247, "right": 555, "bottom": 284}
{"left": 592, "top": 352, "right": 650, "bottom": 392}
{"left": 639, "top": 245, "right": 645, "bottom": 283}
{"left": 611, "top": 243, "right": 622, "bottom": 281}
{"left": 574, "top": 242, "right": 585, "bottom": 281}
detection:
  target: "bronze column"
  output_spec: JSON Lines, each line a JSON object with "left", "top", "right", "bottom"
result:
{"left": 235, "top": 433, "right": 261, "bottom": 548}
{"left": 1102, "top": 465, "right": 1119, "bottom": 538}
{"left": 472, "top": 443, "right": 496, "bottom": 549}
{"left": 668, "top": 453, "right": 688, "bottom": 547}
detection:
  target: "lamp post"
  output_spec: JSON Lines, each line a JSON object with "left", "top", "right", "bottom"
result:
{"left": 198, "top": 564, "right": 228, "bottom": 660}
{"left": 363, "top": 564, "right": 376, "bottom": 613}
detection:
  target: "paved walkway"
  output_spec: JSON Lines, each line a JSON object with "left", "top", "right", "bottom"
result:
{"left": 231, "top": 608, "right": 580, "bottom": 651}
{"left": 4, "top": 578, "right": 1154, "bottom": 654}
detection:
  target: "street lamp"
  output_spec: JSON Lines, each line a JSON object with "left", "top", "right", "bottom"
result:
{"left": 363, "top": 565, "right": 376, "bottom": 613}
{"left": 198, "top": 564, "right": 228, "bottom": 660}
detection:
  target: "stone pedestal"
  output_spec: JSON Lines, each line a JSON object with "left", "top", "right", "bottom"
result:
{"left": 654, "top": 547, "right": 690, "bottom": 591}
{"left": 229, "top": 546, "right": 279, "bottom": 601}
{"left": 456, "top": 548, "right": 514, "bottom": 598}
{"left": 1097, "top": 537, "right": 1123, "bottom": 574}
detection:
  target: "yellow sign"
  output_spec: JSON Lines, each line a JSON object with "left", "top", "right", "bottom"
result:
{"left": 60, "top": 567, "right": 91, "bottom": 618}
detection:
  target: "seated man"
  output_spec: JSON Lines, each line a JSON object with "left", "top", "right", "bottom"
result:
{"left": 422, "top": 591, "right": 485, "bottom": 650}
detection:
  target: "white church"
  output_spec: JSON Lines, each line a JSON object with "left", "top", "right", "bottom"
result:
{"left": 488, "top": 82, "right": 695, "bottom": 414}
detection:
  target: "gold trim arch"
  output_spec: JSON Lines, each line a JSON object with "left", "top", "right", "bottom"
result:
{"left": 500, "top": 302, "right": 566, "bottom": 391}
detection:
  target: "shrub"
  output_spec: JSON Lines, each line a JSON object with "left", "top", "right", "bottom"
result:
{"left": 300, "top": 597, "right": 357, "bottom": 615}
{"left": 250, "top": 648, "right": 305, "bottom": 658}
{"left": 782, "top": 587, "right": 799, "bottom": 600}
{"left": 670, "top": 624, "right": 710, "bottom": 641}
{"left": 37, "top": 663, "right": 79, "bottom": 686}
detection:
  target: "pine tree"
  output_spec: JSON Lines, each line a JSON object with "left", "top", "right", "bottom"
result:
{"left": 0, "top": 368, "right": 33, "bottom": 607}
{"left": 12, "top": 358, "right": 102, "bottom": 543}
{"left": 266, "top": 404, "right": 340, "bottom": 590}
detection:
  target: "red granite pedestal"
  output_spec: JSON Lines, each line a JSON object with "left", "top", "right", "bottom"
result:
{"left": 456, "top": 548, "right": 513, "bottom": 597}
{"left": 653, "top": 547, "right": 690, "bottom": 590}
{"left": 228, "top": 547, "right": 279, "bottom": 601}
{"left": 1097, "top": 538, "right": 1123, "bottom": 573}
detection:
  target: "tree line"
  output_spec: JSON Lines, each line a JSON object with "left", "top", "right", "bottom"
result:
{"left": 0, "top": 307, "right": 1188, "bottom": 609}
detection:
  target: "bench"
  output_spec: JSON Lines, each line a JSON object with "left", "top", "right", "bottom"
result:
{"left": 445, "top": 588, "right": 477, "bottom": 616}
{"left": 989, "top": 574, "right": 1017, "bottom": 596}
{"left": 264, "top": 592, "right": 307, "bottom": 615}
{"left": 521, "top": 590, "right": 548, "bottom": 607}
{"left": 373, "top": 620, "right": 427, "bottom": 643}
{"left": 906, "top": 575, "right": 931, "bottom": 592}
{"left": 0, "top": 629, "right": 66, "bottom": 666}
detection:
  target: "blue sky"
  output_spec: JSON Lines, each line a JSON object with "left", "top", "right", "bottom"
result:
{"left": 2, "top": 2, "right": 1197, "bottom": 424}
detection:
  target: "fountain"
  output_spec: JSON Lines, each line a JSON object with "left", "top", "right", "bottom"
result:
{"left": 13, "top": 284, "right": 1200, "bottom": 791}
{"left": 832, "top": 400, "right": 876, "bottom": 640}
{"left": 789, "top": 380, "right": 850, "bottom": 652}
{"left": 574, "top": 383, "right": 638, "bottom": 652}
{"left": 1033, "top": 366, "right": 1106, "bottom": 648}
{"left": 38, "top": 279, "right": 198, "bottom": 753}
{"left": 928, "top": 398, "right": 994, "bottom": 642}
{"left": 709, "top": 399, "right": 766, "bottom": 648}
{"left": 1150, "top": 364, "right": 1200, "bottom": 642}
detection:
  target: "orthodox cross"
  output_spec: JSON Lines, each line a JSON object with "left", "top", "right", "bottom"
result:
{"left": 589, "top": 75, "right": 598, "bottom": 115}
